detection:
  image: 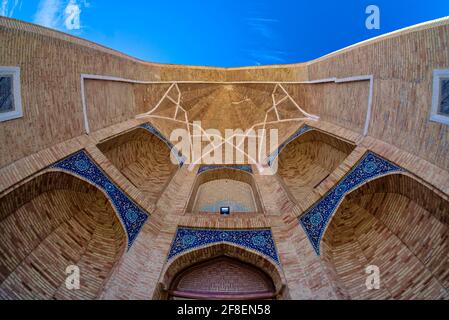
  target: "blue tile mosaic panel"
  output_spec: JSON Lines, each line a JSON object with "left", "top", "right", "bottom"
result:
{"left": 198, "top": 164, "right": 253, "bottom": 175}
{"left": 139, "top": 123, "right": 186, "bottom": 167}
{"left": 267, "top": 125, "right": 312, "bottom": 166}
{"left": 299, "top": 151, "right": 404, "bottom": 255}
{"left": 50, "top": 150, "right": 148, "bottom": 248}
{"left": 167, "top": 228, "right": 280, "bottom": 264}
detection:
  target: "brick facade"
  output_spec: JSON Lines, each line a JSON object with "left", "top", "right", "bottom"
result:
{"left": 0, "top": 16, "right": 449, "bottom": 300}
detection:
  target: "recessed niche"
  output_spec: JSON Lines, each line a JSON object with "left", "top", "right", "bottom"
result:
{"left": 186, "top": 167, "right": 263, "bottom": 214}
{"left": 276, "top": 129, "right": 355, "bottom": 203}
{"left": 321, "top": 174, "right": 449, "bottom": 299}
{"left": 0, "top": 172, "right": 126, "bottom": 300}
{"left": 97, "top": 127, "right": 179, "bottom": 204}
{"left": 168, "top": 256, "right": 276, "bottom": 300}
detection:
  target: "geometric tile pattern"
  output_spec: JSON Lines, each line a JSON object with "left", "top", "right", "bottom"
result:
{"left": 139, "top": 123, "right": 186, "bottom": 167}
{"left": 167, "top": 228, "right": 280, "bottom": 264}
{"left": 198, "top": 164, "right": 253, "bottom": 175}
{"left": 267, "top": 124, "right": 312, "bottom": 167}
{"left": 299, "top": 151, "right": 404, "bottom": 255}
{"left": 50, "top": 150, "right": 149, "bottom": 249}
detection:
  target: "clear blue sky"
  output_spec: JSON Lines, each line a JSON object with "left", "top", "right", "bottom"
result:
{"left": 2, "top": 0, "right": 449, "bottom": 67}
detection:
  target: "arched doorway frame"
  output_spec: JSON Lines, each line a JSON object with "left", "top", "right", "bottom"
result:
{"left": 156, "top": 242, "right": 287, "bottom": 299}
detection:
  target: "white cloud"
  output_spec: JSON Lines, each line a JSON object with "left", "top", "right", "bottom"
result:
{"left": 245, "top": 16, "right": 280, "bottom": 40}
{"left": 248, "top": 51, "right": 287, "bottom": 64}
{"left": 0, "top": 0, "right": 8, "bottom": 16}
{"left": 1, "top": 0, "right": 22, "bottom": 17}
{"left": 244, "top": 15, "right": 286, "bottom": 65}
{"left": 34, "top": 0, "right": 87, "bottom": 31}
{"left": 34, "top": 0, "right": 62, "bottom": 29}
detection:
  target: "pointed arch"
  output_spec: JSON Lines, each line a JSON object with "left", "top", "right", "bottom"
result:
{"left": 158, "top": 242, "right": 286, "bottom": 300}
{"left": 0, "top": 171, "right": 127, "bottom": 300}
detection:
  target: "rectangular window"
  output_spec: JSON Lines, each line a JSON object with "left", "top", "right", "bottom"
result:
{"left": 430, "top": 69, "right": 449, "bottom": 125}
{"left": 0, "top": 76, "right": 14, "bottom": 113}
{"left": 439, "top": 78, "right": 449, "bottom": 116}
{"left": 0, "top": 66, "right": 23, "bottom": 122}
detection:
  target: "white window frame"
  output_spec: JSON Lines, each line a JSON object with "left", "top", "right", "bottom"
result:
{"left": 430, "top": 69, "right": 449, "bottom": 125}
{"left": 0, "top": 66, "right": 23, "bottom": 122}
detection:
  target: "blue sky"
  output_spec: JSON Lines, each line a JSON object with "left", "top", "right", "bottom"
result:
{"left": 1, "top": 0, "right": 449, "bottom": 67}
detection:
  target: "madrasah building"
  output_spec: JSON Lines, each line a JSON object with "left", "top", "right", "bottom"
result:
{"left": 0, "top": 16, "right": 448, "bottom": 300}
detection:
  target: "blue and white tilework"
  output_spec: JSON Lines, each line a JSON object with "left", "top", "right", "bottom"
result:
{"left": 267, "top": 125, "right": 312, "bottom": 166}
{"left": 50, "top": 150, "right": 148, "bottom": 249}
{"left": 299, "top": 151, "right": 404, "bottom": 255}
{"left": 139, "top": 123, "right": 186, "bottom": 167}
{"left": 198, "top": 164, "right": 253, "bottom": 175}
{"left": 167, "top": 228, "right": 280, "bottom": 264}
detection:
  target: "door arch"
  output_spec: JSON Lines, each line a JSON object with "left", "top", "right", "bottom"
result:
{"left": 169, "top": 256, "right": 276, "bottom": 300}
{"left": 157, "top": 242, "right": 286, "bottom": 300}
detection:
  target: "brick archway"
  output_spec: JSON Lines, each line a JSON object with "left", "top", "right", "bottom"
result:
{"left": 0, "top": 171, "right": 127, "bottom": 300}
{"left": 186, "top": 168, "right": 264, "bottom": 214}
{"left": 320, "top": 173, "right": 449, "bottom": 299}
{"left": 276, "top": 129, "right": 355, "bottom": 205}
{"left": 168, "top": 256, "right": 276, "bottom": 299}
{"left": 156, "top": 242, "right": 286, "bottom": 299}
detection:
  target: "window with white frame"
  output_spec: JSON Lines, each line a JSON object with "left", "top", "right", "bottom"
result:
{"left": 0, "top": 66, "right": 23, "bottom": 122}
{"left": 430, "top": 69, "right": 449, "bottom": 125}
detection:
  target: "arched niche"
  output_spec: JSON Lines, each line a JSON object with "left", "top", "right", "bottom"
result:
{"left": 97, "top": 127, "right": 178, "bottom": 204}
{"left": 168, "top": 256, "right": 276, "bottom": 300}
{"left": 0, "top": 171, "right": 127, "bottom": 300}
{"left": 157, "top": 243, "right": 286, "bottom": 300}
{"left": 321, "top": 173, "right": 449, "bottom": 299}
{"left": 277, "top": 129, "right": 355, "bottom": 203}
{"left": 186, "top": 168, "right": 263, "bottom": 214}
